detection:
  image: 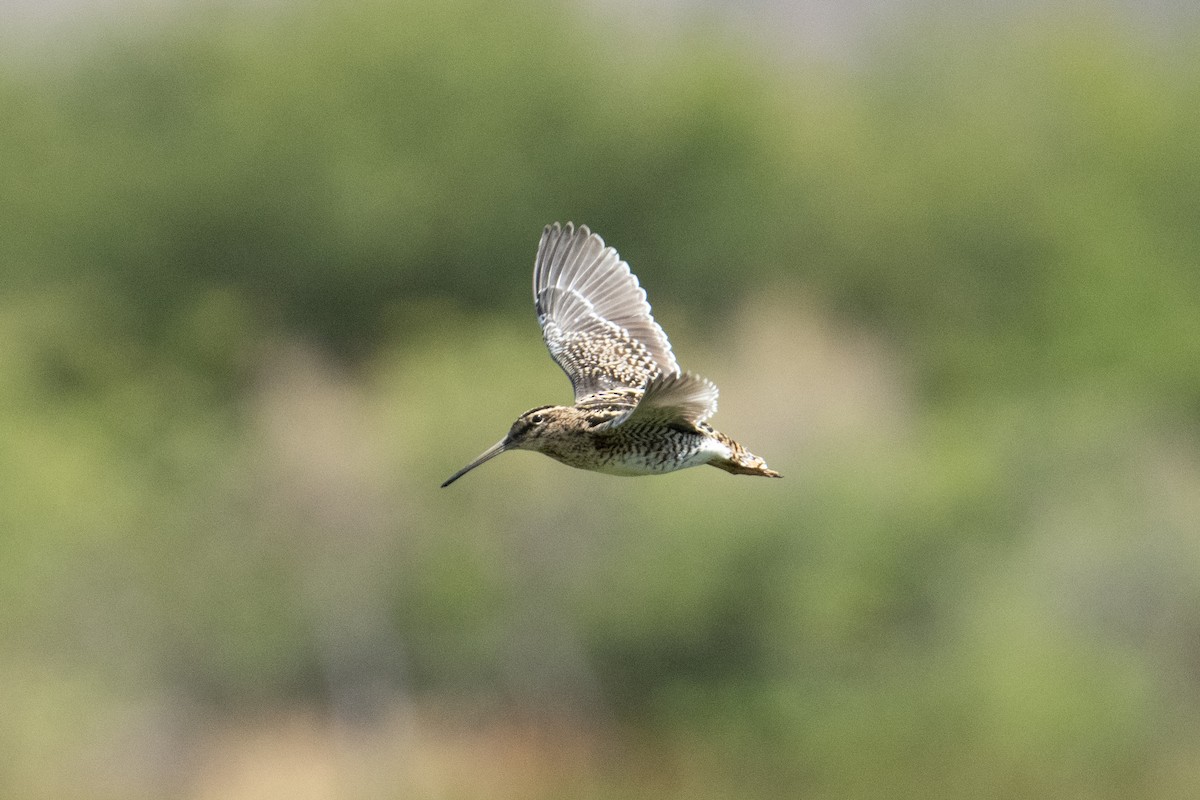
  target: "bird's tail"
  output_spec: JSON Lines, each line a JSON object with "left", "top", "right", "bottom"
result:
{"left": 708, "top": 431, "right": 781, "bottom": 478}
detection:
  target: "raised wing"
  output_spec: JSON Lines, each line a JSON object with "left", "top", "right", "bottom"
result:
{"left": 534, "top": 222, "right": 679, "bottom": 400}
{"left": 591, "top": 371, "right": 719, "bottom": 432}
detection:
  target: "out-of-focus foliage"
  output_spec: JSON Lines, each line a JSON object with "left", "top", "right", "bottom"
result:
{"left": 3, "top": 1, "right": 1200, "bottom": 798}
{"left": 1, "top": 0, "right": 812, "bottom": 350}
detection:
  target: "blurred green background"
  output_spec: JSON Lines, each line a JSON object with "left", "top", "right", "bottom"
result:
{"left": 3, "top": 0, "right": 1200, "bottom": 797}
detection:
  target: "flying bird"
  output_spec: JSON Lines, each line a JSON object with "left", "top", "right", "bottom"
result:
{"left": 442, "top": 222, "right": 780, "bottom": 487}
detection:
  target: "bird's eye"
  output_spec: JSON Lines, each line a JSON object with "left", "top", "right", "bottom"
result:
{"left": 530, "top": 414, "right": 544, "bottom": 425}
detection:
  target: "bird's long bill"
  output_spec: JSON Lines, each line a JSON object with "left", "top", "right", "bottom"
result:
{"left": 440, "top": 438, "right": 511, "bottom": 487}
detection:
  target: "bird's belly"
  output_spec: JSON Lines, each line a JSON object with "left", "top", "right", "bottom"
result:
{"left": 544, "top": 430, "right": 729, "bottom": 476}
{"left": 589, "top": 450, "right": 712, "bottom": 476}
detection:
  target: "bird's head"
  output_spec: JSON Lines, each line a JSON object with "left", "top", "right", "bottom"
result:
{"left": 440, "top": 405, "right": 566, "bottom": 487}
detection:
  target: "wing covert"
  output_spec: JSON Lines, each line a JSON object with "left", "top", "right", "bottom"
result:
{"left": 590, "top": 371, "right": 719, "bottom": 432}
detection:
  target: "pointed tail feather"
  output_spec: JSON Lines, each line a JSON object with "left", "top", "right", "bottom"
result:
{"left": 707, "top": 431, "right": 781, "bottom": 478}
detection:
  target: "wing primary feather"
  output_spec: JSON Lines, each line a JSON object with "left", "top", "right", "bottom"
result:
{"left": 558, "top": 227, "right": 601, "bottom": 294}
{"left": 533, "top": 223, "right": 557, "bottom": 299}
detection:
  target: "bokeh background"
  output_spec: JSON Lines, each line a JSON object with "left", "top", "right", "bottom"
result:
{"left": 4, "top": 0, "right": 1200, "bottom": 797}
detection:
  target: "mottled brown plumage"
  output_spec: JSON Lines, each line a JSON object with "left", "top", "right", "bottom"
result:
{"left": 441, "top": 222, "right": 780, "bottom": 487}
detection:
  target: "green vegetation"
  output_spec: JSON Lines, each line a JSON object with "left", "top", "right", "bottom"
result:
{"left": 3, "top": 1, "right": 1199, "bottom": 797}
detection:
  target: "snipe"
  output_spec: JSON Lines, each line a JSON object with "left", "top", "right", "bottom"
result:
{"left": 442, "top": 222, "right": 780, "bottom": 487}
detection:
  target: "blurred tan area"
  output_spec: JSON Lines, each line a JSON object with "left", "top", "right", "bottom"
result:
{"left": 2, "top": 0, "right": 1200, "bottom": 797}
